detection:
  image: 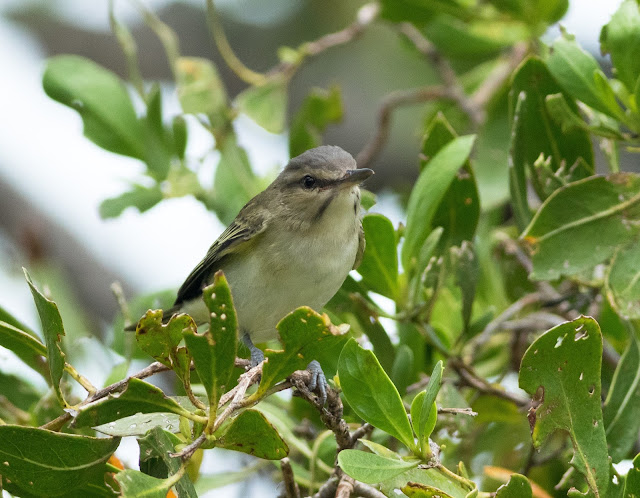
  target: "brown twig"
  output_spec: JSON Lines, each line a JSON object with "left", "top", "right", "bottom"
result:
{"left": 335, "top": 475, "right": 355, "bottom": 498}
{"left": 356, "top": 86, "right": 456, "bottom": 168}
{"left": 438, "top": 406, "right": 477, "bottom": 417}
{"left": 281, "top": 458, "right": 301, "bottom": 498}
{"left": 352, "top": 482, "right": 388, "bottom": 498}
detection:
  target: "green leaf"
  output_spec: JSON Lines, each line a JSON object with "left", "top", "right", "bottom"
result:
{"left": 172, "top": 115, "right": 188, "bottom": 160}
{"left": 216, "top": 409, "right": 289, "bottom": 460}
{"left": 421, "top": 112, "right": 456, "bottom": 164}
{"left": 451, "top": 242, "right": 478, "bottom": 332}
{"left": 384, "top": 467, "right": 474, "bottom": 498}
{"left": 0, "top": 305, "right": 38, "bottom": 338}
{"left": 402, "top": 482, "right": 455, "bottom": 498}
{"left": 413, "top": 361, "right": 444, "bottom": 449}
{"left": 509, "top": 57, "right": 594, "bottom": 210}
{"left": 522, "top": 174, "right": 640, "bottom": 280}
{"left": 43, "top": 55, "right": 144, "bottom": 159}
{"left": 115, "top": 470, "right": 175, "bottom": 498}
{"left": 24, "top": 268, "right": 67, "bottom": 407}
{"left": 350, "top": 298, "right": 395, "bottom": 374}
{"left": 408, "top": 227, "right": 443, "bottom": 308}
{"left": 72, "top": 378, "right": 193, "bottom": 428}
{"left": 357, "top": 214, "right": 398, "bottom": 299}
{"left": 94, "top": 412, "right": 182, "bottom": 437}
{"left": 402, "top": 135, "right": 476, "bottom": 274}
{"left": 391, "top": 344, "right": 414, "bottom": 396}
{"left": 176, "top": 57, "right": 227, "bottom": 116}
{"left": 138, "top": 427, "right": 197, "bottom": 497}
{"left": 183, "top": 272, "right": 238, "bottom": 409}
{"left": 235, "top": 79, "right": 287, "bottom": 134}
{"left": 99, "top": 185, "right": 163, "bottom": 219}
{"left": 256, "top": 307, "right": 348, "bottom": 396}
{"left": 289, "top": 86, "right": 343, "bottom": 157}
{"left": 606, "top": 242, "right": 640, "bottom": 319}
{"left": 600, "top": 0, "right": 640, "bottom": 92}
{"left": 337, "top": 450, "right": 418, "bottom": 484}
{"left": 546, "top": 32, "right": 625, "bottom": 120}
{"left": 0, "top": 370, "right": 40, "bottom": 413}
{"left": 0, "top": 425, "right": 119, "bottom": 497}
{"left": 338, "top": 338, "right": 415, "bottom": 449}
{"left": 495, "top": 474, "right": 533, "bottom": 497}
{"left": 0, "top": 320, "right": 47, "bottom": 376}
{"left": 603, "top": 327, "right": 640, "bottom": 462}
{"left": 141, "top": 84, "right": 171, "bottom": 181}
{"left": 519, "top": 317, "right": 609, "bottom": 496}
{"left": 625, "top": 453, "right": 640, "bottom": 496}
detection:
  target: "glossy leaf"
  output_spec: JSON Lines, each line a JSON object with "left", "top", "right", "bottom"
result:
{"left": 603, "top": 328, "right": 640, "bottom": 462}
{"left": 0, "top": 320, "right": 47, "bottom": 376}
{"left": 138, "top": 427, "right": 196, "bottom": 497}
{"left": 606, "top": 242, "right": 640, "bottom": 319}
{"left": 289, "top": 86, "right": 342, "bottom": 157}
{"left": 495, "top": 473, "right": 533, "bottom": 497}
{"left": 522, "top": 174, "right": 640, "bottom": 280}
{"left": 99, "top": 185, "right": 163, "bottom": 219}
{"left": 519, "top": 317, "right": 609, "bottom": 496}
{"left": 546, "top": 32, "right": 624, "bottom": 120}
{"left": 600, "top": 0, "right": 640, "bottom": 92}
{"left": 183, "top": 271, "right": 237, "bottom": 409}
{"left": 176, "top": 57, "right": 227, "bottom": 116}
{"left": 0, "top": 425, "right": 119, "bottom": 497}
{"left": 357, "top": 213, "right": 398, "bottom": 299}
{"left": 337, "top": 450, "right": 418, "bottom": 484}
{"left": 403, "top": 135, "right": 476, "bottom": 274}
{"left": 235, "top": 79, "right": 287, "bottom": 134}
{"left": 256, "top": 307, "right": 348, "bottom": 396}
{"left": 338, "top": 338, "right": 415, "bottom": 449}
{"left": 24, "top": 269, "right": 67, "bottom": 407}
{"left": 94, "top": 412, "right": 182, "bottom": 437}
{"left": 72, "top": 378, "right": 193, "bottom": 428}
{"left": 43, "top": 55, "right": 144, "bottom": 159}
{"left": 216, "top": 409, "right": 289, "bottom": 460}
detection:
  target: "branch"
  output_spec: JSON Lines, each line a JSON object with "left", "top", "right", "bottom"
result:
{"left": 356, "top": 86, "right": 456, "bottom": 168}
{"left": 335, "top": 475, "right": 355, "bottom": 498}
{"left": 281, "top": 458, "right": 301, "bottom": 498}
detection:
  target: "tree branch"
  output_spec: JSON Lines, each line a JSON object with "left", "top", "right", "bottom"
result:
{"left": 281, "top": 457, "right": 301, "bottom": 498}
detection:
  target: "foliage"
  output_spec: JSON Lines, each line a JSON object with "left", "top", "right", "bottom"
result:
{"left": 2, "top": 0, "right": 640, "bottom": 497}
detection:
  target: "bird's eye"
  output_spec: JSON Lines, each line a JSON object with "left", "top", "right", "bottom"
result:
{"left": 302, "top": 175, "right": 316, "bottom": 189}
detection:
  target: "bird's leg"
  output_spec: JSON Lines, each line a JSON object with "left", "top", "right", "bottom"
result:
{"left": 242, "top": 332, "right": 264, "bottom": 367}
{"left": 306, "top": 360, "right": 328, "bottom": 405}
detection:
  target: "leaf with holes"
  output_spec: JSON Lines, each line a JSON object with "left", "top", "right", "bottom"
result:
{"left": 521, "top": 174, "right": 640, "bottom": 281}
{"left": 519, "top": 317, "right": 609, "bottom": 496}
{"left": 24, "top": 269, "right": 67, "bottom": 407}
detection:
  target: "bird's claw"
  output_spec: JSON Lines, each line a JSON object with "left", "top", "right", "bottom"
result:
{"left": 306, "top": 360, "right": 327, "bottom": 406}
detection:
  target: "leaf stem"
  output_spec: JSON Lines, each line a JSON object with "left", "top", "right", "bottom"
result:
{"left": 64, "top": 363, "right": 97, "bottom": 394}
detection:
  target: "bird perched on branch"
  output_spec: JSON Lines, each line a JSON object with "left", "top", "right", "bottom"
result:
{"left": 133, "top": 145, "right": 373, "bottom": 403}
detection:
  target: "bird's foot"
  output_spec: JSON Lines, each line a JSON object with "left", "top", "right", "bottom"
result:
{"left": 242, "top": 333, "right": 265, "bottom": 368}
{"left": 303, "top": 360, "right": 328, "bottom": 406}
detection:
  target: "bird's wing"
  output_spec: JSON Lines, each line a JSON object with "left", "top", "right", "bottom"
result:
{"left": 175, "top": 208, "right": 267, "bottom": 305}
{"left": 352, "top": 222, "right": 366, "bottom": 270}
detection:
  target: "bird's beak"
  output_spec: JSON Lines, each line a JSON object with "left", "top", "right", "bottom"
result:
{"left": 339, "top": 168, "right": 374, "bottom": 186}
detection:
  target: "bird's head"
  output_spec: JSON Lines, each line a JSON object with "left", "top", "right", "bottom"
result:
{"left": 270, "top": 146, "right": 374, "bottom": 226}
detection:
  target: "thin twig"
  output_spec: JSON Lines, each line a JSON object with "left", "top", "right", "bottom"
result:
{"left": 353, "top": 482, "right": 391, "bottom": 498}
{"left": 335, "top": 475, "right": 355, "bottom": 498}
{"left": 281, "top": 458, "right": 301, "bottom": 498}
{"left": 311, "top": 476, "right": 339, "bottom": 498}
{"left": 356, "top": 86, "right": 456, "bottom": 168}
{"left": 438, "top": 406, "right": 477, "bottom": 417}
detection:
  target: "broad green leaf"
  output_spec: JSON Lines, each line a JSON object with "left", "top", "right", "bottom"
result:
{"left": 255, "top": 402, "right": 313, "bottom": 459}
{"left": 24, "top": 269, "right": 67, "bottom": 407}
{"left": 116, "top": 470, "right": 175, "bottom": 498}
{"left": 94, "top": 412, "right": 181, "bottom": 437}
{"left": 357, "top": 213, "right": 398, "bottom": 299}
{"left": 606, "top": 243, "right": 640, "bottom": 319}
{"left": 519, "top": 317, "right": 609, "bottom": 496}
{"left": 72, "top": 378, "right": 193, "bottom": 428}
{"left": 546, "top": 32, "right": 624, "bottom": 120}
{"left": 413, "top": 361, "right": 444, "bottom": 450}
{"left": 235, "top": 79, "right": 287, "bottom": 134}
{"left": 43, "top": 55, "right": 144, "bottom": 159}
{"left": 176, "top": 57, "right": 227, "bottom": 116}
{"left": 600, "top": 0, "right": 640, "bottom": 92}
{"left": 495, "top": 473, "right": 533, "bottom": 497}
{"left": 350, "top": 298, "right": 395, "bottom": 374}
{"left": 0, "top": 370, "right": 40, "bottom": 414}
{"left": 136, "top": 310, "right": 194, "bottom": 373}
{"left": 99, "top": 185, "right": 163, "bottom": 219}
{"left": 256, "top": 307, "right": 348, "bottom": 396}
{"left": 421, "top": 112, "right": 456, "bottom": 164}
{"left": 522, "top": 174, "right": 640, "bottom": 280}
{"left": 383, "top": 466, "right": 474, "bottom": 498}
{"left": 408, "top": 227, "right": 443, "bottom": 308}
{"left": 391, "top": 344, "right": 414, "bottom": 396}
{"left": 216, "top": 409, "right": 288, "bottom": 460}
{"left": 338, "top": 338, "right": 415, "bottom": 449}
{"left": 358, "top": 439, "right": 405, "bottom": 460}
{"left": 0, "top": 425, "right": 119, "bottom": 497}
{"left": 603, "top": 327, "right": 640, "bottom": 462}
{"left": 625, "top": 453, "right": 640, "bottom": 496}
{"left": 509, "top": 57, "right": 594, "bottom": 209}
{"left": 337, "top": 450, "right": 418, "bottom": 484}
{"left": 142, "top": 84, "right": 171, "bottom": 181}
{"left": 402, "top": 482, "right": 455, "bottom": 498}
{"left": 410, "top": 391, "right": 437, "bottom": 456}
{"left": 183, "top": 271, "right": 237, "bottom": 410}
{"left": 0, "top": 320, "right": 47, "bottom": 376}
{"left": 138, "top": 427, "right": 197, "bottom": 497}
{"left": 289, "top": 86, "right": 342, "bottom": 157}
{"left": 403, "top": 135, "right": 476, "bottom": 274}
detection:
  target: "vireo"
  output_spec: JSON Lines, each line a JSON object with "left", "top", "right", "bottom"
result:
{"left": 138, "top": 145, "right": 373, "bottom": 402}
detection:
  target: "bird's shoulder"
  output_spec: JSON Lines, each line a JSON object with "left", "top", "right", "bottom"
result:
{"left": 352, "top": 220, "right": 365, "bottom": 270}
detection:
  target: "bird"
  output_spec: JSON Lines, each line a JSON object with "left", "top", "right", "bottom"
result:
{"left": 135, "top": 145, "right": 373, "bottom": 403}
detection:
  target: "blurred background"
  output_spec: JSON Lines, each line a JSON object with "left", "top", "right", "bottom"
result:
{"left": 0, "top": 0, "right": 625, "bottom": 495}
